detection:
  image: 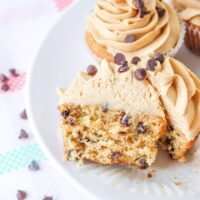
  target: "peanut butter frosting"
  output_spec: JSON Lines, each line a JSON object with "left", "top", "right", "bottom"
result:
{"left": 173, "top": 0, "right": 200, "bottom": 26}
{"left": 86, "top": 0, "right": 180, "bottom": 59}
{"left": 57, "top": 60, "right": 165, "bottom": 118}
{"left": 137, "top": 56, "right": 200, "bottom": 141}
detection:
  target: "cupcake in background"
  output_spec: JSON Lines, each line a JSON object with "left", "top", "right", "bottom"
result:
{"left": 85, "top": 0, "right": 183, "bottom": 63}
{"left": 173, "top": 0, "right": 200, "bottom": 55}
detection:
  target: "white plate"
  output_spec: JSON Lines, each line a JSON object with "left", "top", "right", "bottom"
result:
{"left": 26, "top": 0, "right": 200, "bottom": 199}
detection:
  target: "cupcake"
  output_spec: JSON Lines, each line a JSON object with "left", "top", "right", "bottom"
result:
{"left": 85, "top": 0, "right": 182, "bottom": 62}
{"left": 173, "top": 0, "right": 200, "bottom": 55}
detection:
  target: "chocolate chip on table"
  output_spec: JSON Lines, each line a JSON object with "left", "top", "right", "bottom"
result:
{"left": 28, "top": 160, "right": 40, "bottom": 171}
{"left": 114, "top": 53, "right": 126, "bottom": 65}
{"left": 9, "top": 68, "right": 19, "bottom": 77}
{"left": 156, "top": 7, "right": 166, "bottom": 18}
{"left": 120, "top": 114, "right": 131, "bottom": 126}
{"left": 136, "top": 122, "right": 147, "bottom": 134}
{"left": 61, "top": 109, "right": 70, "bottom": 119}
{"left": 134, "top": 68, "right": 146, "bottom": 81}
{"left": 154, "top": 52, "right": 164, "bottom": 64}
{"left": 124, "top": 34, "right": 135, "bottom": 43}
{"left": 87, "top": 65, "right": 97, "bottom": 76}
{"left": 167, "top": 124, "right": 174, "bottom": 132}
{"left": 1, "top": 83, "right": 9, "bottom": 91}
{"left": 20, "top": 109, "right": 28, "bottom": 120}
{"left": 131, "top": 56, "right": 141, "bottom": 65}
{"left": 139, "top": 157, "right": 149, "bottom": 169}
{"left": 146, "top": 59, "right": 157, "bottom": 71}
{"left": 118, "top": 61, "right": 129, "bottom": 73}
{"left": 43, "top": 196, "right": 53, "bottom": 200}
{"left": 140, "top": 9, "right": 150, "bottom": 18}
{"left": 135, "top": 0, "right": 144, "bottom": 9}
{"left": 102, "top": 102, "right": 109, "bottom": 113}
{"left": 19, "top": 129, "right": 29, "bottom": 139}
{"left": 111, "top": 151, "right": 122, "bottom": 161}
{"left": 0, "top": 73, "right": 8, "bottom": 82}
{"left": 17, "top": 190, "right": 27, "bottom": 200}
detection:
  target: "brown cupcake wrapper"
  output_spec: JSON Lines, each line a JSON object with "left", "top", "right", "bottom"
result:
{"left": 185, "top": 22, "right": 200, "bottom": 56}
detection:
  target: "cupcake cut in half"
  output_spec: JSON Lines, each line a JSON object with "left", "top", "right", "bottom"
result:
{"left": 57, "top": 60, "right": 166, "bottom": 169}
{"left": 85, "top": 0, "right": 181, "bottom": 62}
{"left": 135, "top": 54, "right": 200, "bottom": 161}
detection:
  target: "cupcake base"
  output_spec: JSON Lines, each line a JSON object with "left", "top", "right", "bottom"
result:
{"left": 185, "top": 22, "right": 200, "bottom": 56}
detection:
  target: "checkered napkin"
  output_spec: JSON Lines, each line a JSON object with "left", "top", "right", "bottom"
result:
{"left": 0, "top": 0, "right": 83, "bottom": 199}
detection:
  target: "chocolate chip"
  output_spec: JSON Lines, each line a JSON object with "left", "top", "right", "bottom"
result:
{"left": 140, "top": 9, "right": 150, "bottom": 18}
{"left": 118, "top": 131, "right": 127, "bottom": 135}
{"left": 19, "top": 129, "right": 29, "bottom": 139}
{"left": 114, "top": 53, "right": 126, "bottom": 65}
{"left": 135, "top": 0, "right": 144, "bottom": 9}
{"left": 156, "top": 7, "right": 166, "bottom": 18}
{"left": 131, "top": 56, "right": 141, "bottom": 65}
{"left": 0, "top": 73, "right": 8, "bottom": 82}
{"left": 1, "top": 83, "right": 9, "bottom": 91}
{"left": 154, "top": 52, "right": 164, "bottom": 64}
{"left": 136, "top": 122, "right": 147, "bottom": 134}
{"left": 139, "top": 157, "right": 149, "bottom": 169}
{"left": 118, "top": 61, "right": 129, "bottom": 73}
{"left": 67, "top": 117, "right": 75, "bottom": 126}
{"left": 167, "top": 124, "right": 174, "bottom": 132}
{"left": 102, "top": 102, "right": 109, "bottom": 113}
{"left": 61, "top": 109, "right": 70, "bottom": 119}
{"left": 111, "top": 151, "right": 122, "bottom": 161}
{"left": 87, "top": 65, "right": 97, "bottom": 76}
{"left": 124, "top": 34, "right": 135, "bottom": 43}
{"left": 165, "top": 137, "right": 173, "bottom": 145}
{"left": 146, "top": 59, "right": 157, "bottom": 71}
{"left": 134, "top": 68, "right": 146, "bottom": 81}
{"left": 17, "top": 190, "right": 27, "bottom": 200}
{"left": 28, "top": 160, "right": 40, "bottom": 171}
{"left": 20, "top": 109, "right": 28, "bottom": 120}
{"left": 120, "top": 114, "right": 131, "bottom": 126}
{"left": 43, "top": 196, "right": 53, "bottom": 200}
{"left": 9, "top": 68, "right": 19, "bottom": 77}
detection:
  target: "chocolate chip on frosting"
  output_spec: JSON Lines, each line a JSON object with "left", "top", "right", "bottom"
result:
{"left": 140, "top": 9, "right": 150, "bottom": 18}
{"left": 114, "top": 53, "right": 126, "bottom": 65}
{"left": 135, "top": 0, "right": 144, "bottom": 9}
{"left": 120, "top": 114, "right": 131, "bottom": 126}
{"left": 17, "top": 190, "right": 27, "bottom": 200}
{"left": 156, "top": 7, "right": 166, "bottom": 18}
{"left": 154, "top": 52, "right": 164, "bottom": 64}
{"left": 1, "top": 83, "right": 9, "bottom": 91}
{"left": 0, "top": 73, "right": 8, "bottom": 82}
{"left": 124, "top": 34, "right": 135, "bottom": 43}
{"left": 28, "top": 160, "right": 40, "bottom": 171}
{"left": 43, "top": 196, "right": 53, "bottom": 200}
{"left": 118, "top": 61, "right": 129, "bottom": 73}
{"left": 87, "top": 65, "right": 97, "bottom": 76}
{"left": 9, "top": 68, "right": 19, "bottom": 77}
{"left": 146, "top": 59, "right": 157, "bottom": 71}
{"left": 131, "top": 56, "right": 141, "bottom": 65}
{"left": 19, "top": 129, "right": 29, "bottom": 139}
{"left": 136, "top": 122, "right": 147, "bottom": 134}
{"left": 134, "top": 68, "right": 146, "bottom": 81}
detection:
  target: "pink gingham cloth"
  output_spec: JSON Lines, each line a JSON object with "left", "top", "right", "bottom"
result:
{"left": 0, "top": 0, "right": 85, "bottom": 199}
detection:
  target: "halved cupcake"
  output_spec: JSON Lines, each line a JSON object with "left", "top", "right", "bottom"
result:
{"left": 57, "top": 60, "right": 166, "bottom": 169}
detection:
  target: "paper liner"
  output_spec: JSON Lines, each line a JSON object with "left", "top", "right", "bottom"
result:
{"left": 185, "top": 22, "right": 200, "bottom": 56}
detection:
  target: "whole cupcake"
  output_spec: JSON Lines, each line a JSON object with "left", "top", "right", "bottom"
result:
{"left": 85, "top": 0, "right": 182, "bottom": 62}
{"left": 173, "top": 0, "right": 200, "bottom": 55}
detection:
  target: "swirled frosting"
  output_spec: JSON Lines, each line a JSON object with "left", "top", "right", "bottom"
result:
{"left": 86, "top": 0, "right": 180, "bottom": 59}
{"left": 139, "top": 56, "right": 200, "bottom": 141}
{"left": 173, "top": 0, "right": 200, "bottom": 26}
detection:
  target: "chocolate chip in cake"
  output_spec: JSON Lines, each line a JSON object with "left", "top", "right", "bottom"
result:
{"left": 61, "top": 109, "right": 70, "bottom": 119}
{"left": 114, "top": 53, "right": 126, "bottom": 65}
{"left": 20, "top": 109, "right": 28, "bottom": 120}
{"left": 43, "top": 196, "right": 53, "bottom": 200}
{"left": 120, "top": 114, "right": 131, "bottom": 126}
{"left": 156, "top": 7, "right": 166, "bottom": 18}
{"left": 111, "top": 151, "right": 122, "bottom": 161}
{"left": 17, "top": 190, "right": 27, "bottom": 200}
{"left": 139, "top": 157, "right": 149, "bottom": 169}
{"left": 87, "top": 65, "right": 97, "bottom": 76}
{"left": 135, "top": 0, "right": 144, "bottom": 9}
{"left": 136, "top": 122, "right": 147, "bottom": 134}
{"left": 28, "top": 160, "right": 40, "bottom": 171}
{"left": 154, "top": 52, "right": 164, "bottom": 64}
{"left": 67, "top": 117, "right": 75, "bottom": 126}
{"left": 140, "top": 9, "right": 150, "bottom": 18}
{"left": 0, "top": 73, "right": 8, "bottom": 82}
{"left": 146, "top": 59, "right": 157, "bottom": 71}
{"left": 1, "top": 83, "right": 9, "bottom": 91}
{"left": 167, "top": 124, "right": 174, "bottom": 132}
{"left": 9, "top": 68, "right": 19, "bottom": 77}
{"left": 102, "top": 102, "right": 109, "bottom": 113}
{"left": 124, "top": 34, "right": 135, "bottom": 43}
{"left": 118, "top": 61, "right": 129, "bottom": 73}
{"left": 131, "top": 56, "right": 141, "bottom": 65}
{"left": 19, "top": 129, "right": 29, "bottom": 139}
{"left": 134, "top": 68, "right": 146, "bottom": 81}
